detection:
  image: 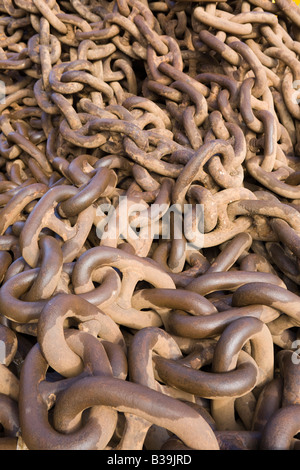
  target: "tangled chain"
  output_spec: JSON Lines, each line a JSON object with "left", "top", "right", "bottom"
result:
{"left": 0, "top": 0, "right": 299, "bottom": 451}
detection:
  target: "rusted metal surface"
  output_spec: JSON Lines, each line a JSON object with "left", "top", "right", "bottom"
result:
{"left": 0, "top": 0, "right": 298, "bottom": 451}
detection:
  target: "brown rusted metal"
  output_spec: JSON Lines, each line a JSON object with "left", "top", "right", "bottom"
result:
{"left": 0, "top": 0, "right": 299, "bottom": 452}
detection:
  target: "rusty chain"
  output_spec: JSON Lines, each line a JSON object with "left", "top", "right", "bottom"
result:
{"left": 0, "top": 0, "right": 298, "bottom": 451}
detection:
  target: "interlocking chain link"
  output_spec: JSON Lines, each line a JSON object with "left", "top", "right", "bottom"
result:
{"left": 0, "top": 0, "right": 298, "bottom": 451}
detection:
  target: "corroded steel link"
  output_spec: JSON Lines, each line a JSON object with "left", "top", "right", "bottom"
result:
{"left": 52, "top": 375, "right": 220, "bottom": 450}
{"left": 123, "top": 135, "right": 183, "bottom": 177}
{"left": 38, "top": 329, "right": 119, "bottom": 449}
{"left": 150, "top": 240, "right": 208, "bottom": 280}
{"left": 283, "top": 68, "right": 300, "bottom": 119}
{"left": 72, "top": 266, "right": 122, "bottom": 310}
{"left": 154, "top": 344, "right": 259, "bottom": 402}
{"left": 131, "top": 164, "right": 160, "bottom": 193}
{"left": 186, "top": 270, "right": 286, "bottom": 296}
{"left": 260, "top": 405, "right": 300, "bottom": 450}
{"left": 186, "top": 185, "right": 218, "bottom": 233}
{"left": 42, "top": 329, "right": 116, "bottom": 390}
{"left": 239, "top": 253, "right": 277, "bottom": 274}
{"left": 128, "top": 326, "right": 182, "bottom": 394}
{"left": 0, "top": 251, "right": 12, "bottom": 284}
{"left": 0, "top": 325, "right": 17, "bottom": 367}
{"left": 0, "top": 325, "right": 19, "bottom": 405}
{"left": 19, "top": 185, "right": 95, "bottom": 267}
{"left": 129, "top": 177, "right": 173, "bottom": 229}
{"left": 0, "top": 393, "right": 20, "bottom": 439}
{"left": 0, "top": 235, "right": 20, "bottom": 259}
{"left": 266, "top": 242, "right": 300, "bottom": 285}
{"left": 0, "top": 183, "right": 47, "bottom": 236}
{"left": 251, "top": 377, "right": 283, "bottom": 432}
{"left": 0, "top": 181, "right": 26, "bottom": 204}
{"left": 267, "top": 314, "right": 299, "bottom": 349}
{"left": 28, "top": 33, "right": 61, "bottom": 69}
{"left": 123, "top": 95, "right": 172, "bottom": 130}
{"left": 131, "top": 287, "right": 218, "bottom": 330}
{"left": 173, "top": 140, "right": 242, "bottom": 208}
{"left": 72, "top": 246, "right": 175, "bottom": 329}
{"left": 64, "top": 153, "right": 100, "bottom": 186}
{"left": 23, "top": 235, "right": 63, "bottom": 302}
{"left": 126, "top": 326, "right": 196, "bottom": 449}
{"left": 270, "top": 218, "right": 300, "bottom": 259}
{"left": 19, "top": 342, "right": 211, "bottom": 450}
{"left": 227, "top": 198, "right": 300, "bottom": 239}
{"left": 3, "top": 256, "right": 29, "bottom": 283}
{"left": 19, "top": 343, "right": 117, "bottom": 450}
{"left": 0, "top": 362, "right": 19, "bottom": 402}
{"left": 193, "top": 7, "right": 253, "bottom": 36}
{"left": 210, "top": 317, "right": 274, "bottom": 430}
{"left": 239, "top": 80, "right": 264, "bottom": 131}
{"left": 59, "top": 71, "right": 116, "bottom": 104}
{"left": 97, "top": 195, "right": 154, "bottom": 256}
{"left": 58, "top": 115, "right": 107, "bottom": 149}
{"left": 232, "top": 282, "right": 300, "bottom": 325}
{"left": 277, "top": 350, "right": 300, "bottom": 406}
{"left": 0, "top": 0, "right": 299, "bottom": 451}
{"left": 132, "top": 282, "right": 216, "bottom": 320}
{"left": 101, "top": 340, "right": 128, "bottom": 381}
{"left": 252, "top": 109, "right": 278, "bottom": 173}
{"left": 147, "top": 35, "right": 184, "bottom": 85}
{"left": 33, "top": 0, "right": 68, "bottom": 35}
{"left": 229, "top": 41, "right": 268, "bottom": 98}
{"left": 88, "top": 118, "right": 149, "bottom": 150}
{"left": 0, "top": 268, "right": 48, "bottom": 323}
{"left": 57, "top": 167, "right": 117, "bottom": 218}
{"left": 206, "top": 233, "right": 252, "bottom": 273}
{"left": 275, "top": 0, "right": 300, "bottom": 28}
{"left": 162, "top": 305, "right": 279, "bottom": 340}
{"left": 70, "top": 0, "right": 101, "bottom": 23}
{"left": 245, "top": 156, "right": 300, "bottom": 200}
{"left": 37, "top": 293, "right": 126, "bottom": 377}
{"left": 198, "top": 30, "right": 240, "bottom": 66}
{"left": 6, "top": 131, "right": 52, "bottom": 175}
{"left": 199, "top": 73, "right": 240, "bottom": 111}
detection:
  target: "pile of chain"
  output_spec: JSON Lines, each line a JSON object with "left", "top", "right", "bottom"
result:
{"left": 0, "top": 0, "right": 300, "bottom": 451}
